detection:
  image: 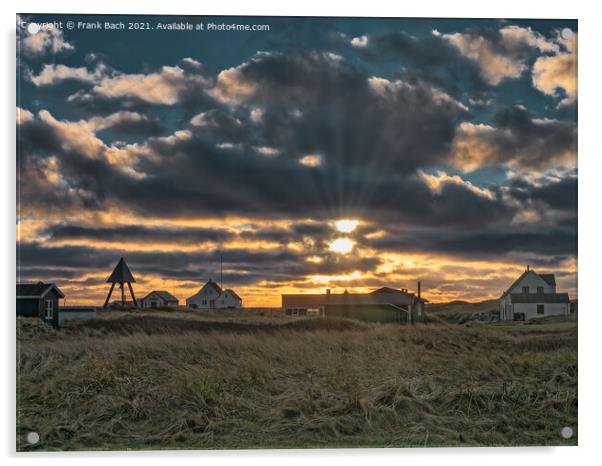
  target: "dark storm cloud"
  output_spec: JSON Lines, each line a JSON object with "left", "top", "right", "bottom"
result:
{"left": 16, "top": 267, "right": 84, "bottom": 280}
{"left": 67, "top": 90, "right": 164, "bottom": 117}
{"left": 44, "top": 223, "right": 334, "bottom": 249}
{"left": 189, "top": 109, "right": 247, "bottom": 141}
{"left": 63, "top": 58, "right": 216, "bottom": 115}
{"left": 44, "top": 225, "right": 234, "bottom": 244}
{"left": 134, "top": 132, "right": 516, "bottom": 227}
{"left": 439, "top": 230, "right": 577, "bottom": 257}
{"left": 224, "top": 51, "right": 469, "bottom": 173}
{"left": 17, "top": 241, "right": 382, "bottom": 286}
{"left": 18, "top": 116, "right": 131, "bottom": 211}
{"left": 19, "top": 48, "right": 518, "bottom": 231}
{"left": 351, "top": 31, "right": 489, "bottom": 96}
{"left": 495, "top": 106, "right": 578, "bottom": 170}
{"left": 17, "top": 40, "right": 577, "bottom": 281}
{"left": 17, "top": 108, "right": 517, "bottom": 230}
{"left": 96, "top": 112, "right": 166, "bottom": 137}
{"left": 453, "top": 105, "right": 577, "bottom": 171}
{"left": 509, "top": 176, "right": 577, "bottom": 212}
{"left": 368, "top": 225, "right": 576, "bottom": 258}
{"left": 17, "top": 242, "right": 296, "bottom": 271}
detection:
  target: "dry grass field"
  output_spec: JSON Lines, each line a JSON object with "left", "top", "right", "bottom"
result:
{"left": 16, "top": 309, "right": 577, "bottom": 450}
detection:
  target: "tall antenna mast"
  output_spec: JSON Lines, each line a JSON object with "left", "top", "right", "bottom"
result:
{"left": 220, "top": 254, "right": 223, "bottom": 289}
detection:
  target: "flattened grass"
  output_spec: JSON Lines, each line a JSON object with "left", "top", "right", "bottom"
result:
{"left": 16, "top": 313, "right": 577, "bottom": 450}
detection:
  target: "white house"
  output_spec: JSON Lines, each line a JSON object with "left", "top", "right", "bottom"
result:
{"left": 186, "top": 280, "right": 242, "bottom": 309}
{"left": 499, "top": 267, "right": 570, "bottom": 321}
{"left": 140, "top": 290, "right": 179, "bottom": 309}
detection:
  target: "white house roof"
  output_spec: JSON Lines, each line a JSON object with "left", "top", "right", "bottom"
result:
{"left": 225, "top": 289, "right": 242, "bottom": 300}
{"left": 186, "top": 280, "right": 224, "bottom": 302}
{"left": 501, "top": 269, "right": 557, "bottom": 298}
{"left": 538, "top": 274, "right": 556, "bottom": 287}
{"left": 141, "top": 290, "right": 178, "bottom": 302}
{"left": 205, "top": 281, "right": 223, "bottom": 294}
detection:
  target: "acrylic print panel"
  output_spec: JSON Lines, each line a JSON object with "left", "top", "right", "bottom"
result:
{"left": 16, "top": 14, "right": 577, "bottom": 450}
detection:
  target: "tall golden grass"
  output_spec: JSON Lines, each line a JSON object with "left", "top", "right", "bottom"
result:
{"left": 16, "top": 312, "right": 577, "bottom": 450}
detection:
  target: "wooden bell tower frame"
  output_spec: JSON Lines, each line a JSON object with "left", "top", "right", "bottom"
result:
{"left": 103, "top": 257, "right": 138, "bottom": 308}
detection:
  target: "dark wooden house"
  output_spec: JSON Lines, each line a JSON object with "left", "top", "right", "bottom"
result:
{"left": 16, "top": 282, "right": 64, "bottom": 327}
{"left": 282, "top": 284, "right": 426, "bottom": 324}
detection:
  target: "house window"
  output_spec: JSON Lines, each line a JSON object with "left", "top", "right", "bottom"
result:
{"left": 210, "top": 300, "right": 215, "bottom": 307}
{"left": 537, "top": 286, "right": 544, "bottom": 294}
{"left": 522, "top": 286, "right": 530, "bottom": 294}
{"left": 202, "top": 300, "right": 207, "bottom": 305}
{"left": 537, "top": 304, "right": 545, "bottom": 315}
{"left": 44, "top": 300, "right": 54, "bottom": 319}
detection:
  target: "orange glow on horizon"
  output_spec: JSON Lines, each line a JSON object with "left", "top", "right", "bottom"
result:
{"left": 17, "top": 209, "right": 578, "bottom": 307}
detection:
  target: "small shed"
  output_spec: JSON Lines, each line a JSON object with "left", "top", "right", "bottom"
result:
{"left": 140, "top": 291, "right": 179, "bottom": 309}
{"left": 16, "top": 282, "right": 64, "bottom": 327}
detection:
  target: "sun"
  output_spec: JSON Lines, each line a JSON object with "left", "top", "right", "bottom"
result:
{"left": 334, "top": 219, "right": 359, "bottom": 233}
{"left": 329, "top": 237, "right": 354, "bottom": 254}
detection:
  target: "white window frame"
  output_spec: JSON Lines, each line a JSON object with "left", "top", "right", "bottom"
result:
{"left": 44, "top": 299, "right": 54, "bottom": 319}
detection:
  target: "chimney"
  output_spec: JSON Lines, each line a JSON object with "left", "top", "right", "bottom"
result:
{"left": 326, "top": 289, "right": 331, "bottom": 295}
{"left": 418, "top": 281, "right": 421, "bottom": 300}
{"left": 527, "top": 265, "right": 530, "bottom": 272}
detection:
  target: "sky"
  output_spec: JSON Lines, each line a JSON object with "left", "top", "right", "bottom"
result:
{"left": 16, "top": 14, "right": 577, "bottom": 306}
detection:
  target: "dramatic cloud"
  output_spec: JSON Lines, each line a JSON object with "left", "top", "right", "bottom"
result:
{"left": 212, "top": 65, "right": 258, "bottom": 105}
{"left": 30, "top": 59, "right": 215, "bottom": 107}
{"left": 532, "top": 32, "right": 577, "bottom": 105}
{"left": 419, "top": 170, "right": 494, "bottom": 200}
{"left": 439, "top": 25, "right": 557, "bottom": 85}
{"left": 16, "top": 17, "right": 578, "bottom": 304}
{"left": 89, "top": 111, "right": 165, "bottom": 136}
{"left": 450, "top": 106, "right": 577, "bottom": 173}
{"left": 93, "top": 64, "right": 213, "bottom": 105}
{"left": 29, "top": 63, "right": 107, "bottom": 86}
{"left": 19, "top": 20, "right": 74, "bottom": 56}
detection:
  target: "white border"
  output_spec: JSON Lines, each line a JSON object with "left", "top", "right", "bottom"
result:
{"left": 3, "top": 1, "right": 601, "bottom": 465}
